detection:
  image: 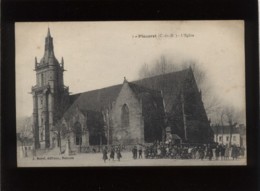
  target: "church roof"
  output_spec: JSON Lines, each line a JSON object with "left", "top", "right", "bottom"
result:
{"left": 67, "top": 84, "right": 122, "bottom": 113}
{"left": 133, "top": 69, "right": 192, "bottom": 112}
{"left": 128, "top": 82, "right": 162, "bottom": 98}
{"left": 67, "top": 68, "right": 193, "bottom": 114}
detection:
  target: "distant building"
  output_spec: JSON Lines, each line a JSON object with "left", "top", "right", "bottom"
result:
{"left": 211, "top": 125, "right": 246, "bottom": 146}
{"left": 31, "top": 29, "right": 213, "bottom": 151}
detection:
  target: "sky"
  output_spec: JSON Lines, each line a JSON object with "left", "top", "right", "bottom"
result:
{"left": 15, "top": 21, "right": 245, "bottom": 121}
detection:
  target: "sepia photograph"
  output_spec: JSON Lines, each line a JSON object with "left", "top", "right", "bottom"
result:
{"left": 15, "top": 21, "right": 246, "bottom": 167}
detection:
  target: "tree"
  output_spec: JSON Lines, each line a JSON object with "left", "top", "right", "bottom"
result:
{"left": 17, "top": 117, "right": 34, "bottom": 143}
{"left": 17, "top": 117, "right": 34, "bottom": 156}
{"left": 138, "top": 55, "right": 221, "bottom": 124}
{"left": 223, "top": 106, "right": 238, "bottom": 145}
{"left": 138, "top": 55, "right": 178, "bottom": 79}
{"left": 216, "top": 105, "right": 239, "bottom": 146}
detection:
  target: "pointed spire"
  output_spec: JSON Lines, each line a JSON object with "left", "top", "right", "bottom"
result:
{"left": 39, "top": 27, "right": 58, "bottom": 65}
{"left": 61, "top": 57, "right": 64, "bottom": 68}
{"left": 47, "top": 27, "right": 51, "bottom": 37}
{"left": 123, "top": 76, "right": 128, "bottom": 83}
{"left": 44, "top": 27, "right": 54, "bottom": 52}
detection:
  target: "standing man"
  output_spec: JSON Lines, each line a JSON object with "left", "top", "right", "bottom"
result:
{"left": 207, "top": 145, "right": 213, "bottom": 161}
{"left": 138, "top": 147, "right": 143, "bottom": 159}
{"left": 103, "top": 146, "right": 108, "bottom": 163}
{"left": 116, "top": 147, "right": 122, "bottom": 161}
{"left": 109, "top": 146, "right": 115, "bottom": 161}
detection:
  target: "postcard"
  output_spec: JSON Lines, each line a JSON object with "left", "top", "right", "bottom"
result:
{"left": 15, "top": 21, "right": 246, "bottom": 167}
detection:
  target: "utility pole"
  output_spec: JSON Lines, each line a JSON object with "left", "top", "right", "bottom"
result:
{"left": 107, "top": 109, "right": 110, "bottom": 146}
{"left": 181, "top": 91, "right": 187, "bottom": 141}
{"left": 221, "top": 113, "right": 224, "bottom": 145}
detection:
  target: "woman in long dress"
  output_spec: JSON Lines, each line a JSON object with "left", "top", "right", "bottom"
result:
{"left": 103, "top": 147, "right": 108, "bottom": 163}
{"left": 116, "top": 148, "right": 122, "bottom": 161}
{"left": 224, "top": 145, "right": 230, "bottom": 160}
{"left": 109, "top": 147, "right": 115, "bottom": 161}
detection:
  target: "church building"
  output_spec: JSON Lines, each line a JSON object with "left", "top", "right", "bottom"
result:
{"left": 32, "top": 29, "right": 213, "bottom": 151}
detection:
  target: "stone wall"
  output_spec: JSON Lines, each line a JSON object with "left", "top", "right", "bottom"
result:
{"left": 111, "top": 82, "right": 144, "bottom": 145}
{"left": 62, "top": 107, "right": 89, "bottom": 150}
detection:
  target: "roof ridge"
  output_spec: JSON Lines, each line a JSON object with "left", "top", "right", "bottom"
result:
{"left": 69, "top": 69, "right": 190, "bottom": 96}
{"left": 70, "top": 84, "right": 122, "bottom": 96}
{"left": 134, "top": 68, "right": 190, "bottom": 82}
{"left": 128, "top": 82, "right": 161, "bottom": 93}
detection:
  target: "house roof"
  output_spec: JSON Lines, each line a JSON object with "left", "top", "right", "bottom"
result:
{"left": 211, "top": 126, "right": 240, "bottom": 134}
{"left": 67, "top": 69, "right": 192, "bottom": 115}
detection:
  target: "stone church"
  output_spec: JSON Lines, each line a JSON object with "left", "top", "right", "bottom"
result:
{"left": 32, "top": 29, "right": 213, "bottom": 150}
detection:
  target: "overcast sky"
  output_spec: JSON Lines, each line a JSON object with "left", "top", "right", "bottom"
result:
{"left": 15, "top": 21, "right": 245, "bottom": 120}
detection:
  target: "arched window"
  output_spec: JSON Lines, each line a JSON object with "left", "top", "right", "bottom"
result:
{"left": 74, "top": 122, "right": 82, "bottom": 145}
{"left": 121, "top": 104, "right": 129, "bottom": 128}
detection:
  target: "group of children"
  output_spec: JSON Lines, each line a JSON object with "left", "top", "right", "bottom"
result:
{"left": 102, "top": 146, "right": 122, "bottom": 162}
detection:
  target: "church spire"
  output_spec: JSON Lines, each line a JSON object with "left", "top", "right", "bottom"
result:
{"left": 39, "top": 28, "right": 58, "bottom": 65}
{"left": 47, "top": 27, "right": 51, "bottom": 37}
{"left": 45, "top": 27, "right": 54, "bottom": 53}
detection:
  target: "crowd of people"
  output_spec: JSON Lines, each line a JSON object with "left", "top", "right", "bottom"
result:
{"left": 102, "top": 142, "right": 246, "bottom": 162}
{"left": 143, "top": 142, "right": 246, "bottom": 160}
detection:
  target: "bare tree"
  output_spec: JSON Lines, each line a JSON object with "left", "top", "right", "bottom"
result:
{"left": 223, "top": 106, "right": 238, "bottom": 145}
{"left": 138, "top": 55, "right": 221, "bottom": 123}
{"left": 17, "top": 117, "right": 34, "bottom": 156}
{"left": 215, "top": 105, "right": 239, "bottom": 145}
{"left": 138, "top": 63, "right": 151, "bottom": 79}
{"left": 138, "top": 55, "right": 178, "bottom": 79}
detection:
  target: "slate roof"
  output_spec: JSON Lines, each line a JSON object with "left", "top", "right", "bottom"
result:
{"left": 128, "top": 82, "right": 162, "bottom": 98}
{"left": 133, "top": 69, "right": 192, "bottom": 112}
{"left": 211, "top": 126, "right": 240, "bottom": 134}
{"left": 66, "top": 84, "right": 122, "bottom": 115}
{"left": 66, "top": 69, "right": 192, "bottom": 115}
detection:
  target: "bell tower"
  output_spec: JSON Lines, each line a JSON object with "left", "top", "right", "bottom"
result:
{"left": 32, "top": 28, "right": 69, "bottom": 149}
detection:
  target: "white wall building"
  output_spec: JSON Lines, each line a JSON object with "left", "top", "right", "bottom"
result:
{"left": 211, "top": 125, "right": 242, "bottom": 146}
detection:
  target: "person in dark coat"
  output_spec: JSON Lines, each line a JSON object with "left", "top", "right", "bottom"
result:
{"left": 240, "top": 146, "right": 245, "bottom": 158}
{"left": 207, "top": 145, "right": 213, "bottom": 161}
{"left": 144, "top": 147, "right": 149, "bottom": 159}
{"left": 132, "top": 146, "right": 135, "bottom": 159}
{"left": 116, "top": 147, "right": 122, "bottom": 161}
{"left": 132, "top": 146, "right": 137, "bottom": 159}
{"left": 138, "top": 147, "right": 143, "bottom": 159}
{"left": 199, "top": 147, "right": 205, "bottom": 160}
{"left": 109, "top": 147, "right": 115, "bottom": 161}
{"left": 220, "top": 145, "right": 225, "bottom": 160}
{"left": 215, "top": 146, "right": 219, "bottom": 160}
{"left": 231, "top": 145, "right": 238, "bottom": 160}
{"left": 103, "top": 147, "right": 108, "bottom": 163}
